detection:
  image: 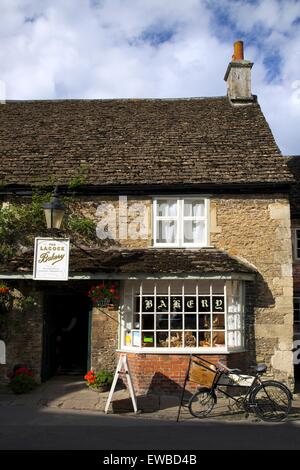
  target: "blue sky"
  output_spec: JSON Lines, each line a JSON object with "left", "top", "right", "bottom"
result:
{"left": 0, "top": 0, "right": 300, "bottom": 154}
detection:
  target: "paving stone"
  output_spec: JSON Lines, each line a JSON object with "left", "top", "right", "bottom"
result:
{"left": 60, "top": 398, "right": 100, "bottom": 410}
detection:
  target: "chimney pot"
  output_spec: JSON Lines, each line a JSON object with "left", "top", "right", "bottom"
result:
{"left": 232, "top": 40, "right": 244, "bottom": 61}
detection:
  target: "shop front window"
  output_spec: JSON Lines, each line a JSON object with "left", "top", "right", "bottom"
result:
{"left": 121, "top": 280, "right": 245, "bottom": 352}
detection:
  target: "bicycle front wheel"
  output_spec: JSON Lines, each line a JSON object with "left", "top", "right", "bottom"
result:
{"left": 188, "top": 389, "right": 216, "bottom": 418}
{"left": 251, "top": 381, "right": 292, "bottom": 422}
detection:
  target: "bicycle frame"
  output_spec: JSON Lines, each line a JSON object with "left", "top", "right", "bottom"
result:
{"left": 213, "top": 372, "right": 260, "bottom": 408}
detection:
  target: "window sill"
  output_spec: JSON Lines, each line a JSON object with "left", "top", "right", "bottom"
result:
{"left": 117, "top": 348, "right": 242, "bottom": 355}
{"left": 152, "top": 245, "right": 215, "bottom": 249}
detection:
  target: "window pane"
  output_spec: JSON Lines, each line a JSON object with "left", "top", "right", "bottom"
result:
{"left": 170, "top": 296, "right": 183, "bottom": 312}
{"left": 212, "top": 296, "right": 225, "bottom": 312}
{"left": 185, "top": 314, "right": 197, "bottom": 329}
{"left": 213, "top": 314, "right": 225, "bottom": 329}
{"left": 184, "top": 296, "right": 197, "bottom": 312}
{"left": 170, "top": 314, "right": 183, "bottom": 329}
{"left": 157, "top": 199, "right": 177, "bottom": 217}
{"left": 199, "top": 314, "right": 210, "bottom": 329}
{"left": 184, "top": 331, "right": 197, "bottom": 347}
{"left": 184, "top": 200, "right": 205, "bottom": 217}
{"left": 198, "top": 281, "right": 210, "bottom": 294}
{"left": 198, "top": 296, "right": 211, "bottom": 312}
{"left": 212, "top": 331, "right": 225, "bottom": 347}
{"left": 170, "top": 331, "right": 182, "bottom": 347}
{"left": 157, "top": 314, "right": 168, "bottom": 329}
{"left": 228, "top": 312, "right": 241, "bottom": 330}
{"left": 199, "top": 331, "right": 211, "bottom": 347}
{"left": 141, "top": 280, "right": 155, "bottom": 294}
{"left": 156, "top": 296, "right": 169, "bottom": 312}
{"left": 156, "top": 220, "right": 177, "bottom": 244}
{"left": 212, "top": 281, "right": 225, "bottom": 294}
{"left": 228, "top": 331, "right": 242, "bottom": 348}
{"left": 142, "top": 314, "right": 154, "bottom": 329}
{"left": 142, "top": 332, "right": 154, "bottom": 347}
{"left": 155, "top": 281, "right": 169, "bottom": 294}
{"left": 141, "top": 296, "right": 154, "bottom": 312}
{"left": 183, "top": 280, "right": 197, "bottom": 294}
{"left": 157, "top": 332, "right": 169, "bottom": 347}
{"left": 183, "top": 220, "right": 205, "bottom": 244}
{"left": 133, "top": 314, "right": 140, "bottom": 329}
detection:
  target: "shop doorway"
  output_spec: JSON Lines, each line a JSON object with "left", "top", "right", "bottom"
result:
{"left": 42, "top": 292, "right": 91, "bottom": 381}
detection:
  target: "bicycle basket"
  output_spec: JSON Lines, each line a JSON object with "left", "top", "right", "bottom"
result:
{"left": 189, "top": 361, "right": 217, "bottom": 387}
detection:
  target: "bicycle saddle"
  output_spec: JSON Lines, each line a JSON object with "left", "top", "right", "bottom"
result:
{"left": 256, "top": 364, "right": 267, "bottom": 374}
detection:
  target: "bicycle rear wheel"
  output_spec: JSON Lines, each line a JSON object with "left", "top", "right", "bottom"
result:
{"left": 251, "top": 381, "right": 292, "bottom": 422}
{"left": 188, "top": 388, "right": 216, "bottom": 418}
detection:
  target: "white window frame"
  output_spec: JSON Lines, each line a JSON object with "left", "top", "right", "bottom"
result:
{"left": 294, "top": 296, "right": 300, "bottom": 338}
{"left": 120, "top": 280, "right": 245, "bottom": 354}
{"left": 153, "top": 197, "right": 209, "bottom": 248}
{"left": 294, "top": 229, "right": 300, "bottom": 260}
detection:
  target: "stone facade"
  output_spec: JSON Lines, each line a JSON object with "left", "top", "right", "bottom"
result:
{"left": 0, "top": 283, "right": 43, "bottom": 386}
{"left": 0, "top": 192, "right": 294, "bottom": 389}
{"left": 90, "top": 305, "right": 118, "bottom": 373}
{"left": 210, "top": 194, "right": 294, "bottom": 386}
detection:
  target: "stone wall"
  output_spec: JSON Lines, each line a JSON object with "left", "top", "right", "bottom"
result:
{"left": 210, "top": 195, "right": 294, "bottom": 386}
{"left": 90, "top": 305, "right": 119, "bottom": 373}
{"left": 63, "top": 193, "right": 295, "bottom": 386}
{"left": 0, "top": 283, "right": 43, "bottom": 386}
{"left": 69, "top": 196, "right": 152, "bottom": 249}
{"left": 0, "top": 193, "right": 294, "bottom": 388}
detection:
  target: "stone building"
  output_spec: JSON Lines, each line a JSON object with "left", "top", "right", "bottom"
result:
{"left": 0, "top": 42, "right": 295, "bottom": 392}
{"left": 286, "top": 156, "right": 300, "bottom": 382}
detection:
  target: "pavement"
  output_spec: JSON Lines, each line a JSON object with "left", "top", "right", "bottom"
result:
{"left": 1, "top": 376, "right": 300, "bottom": 449}
{"left": 1, "top": 375, "right": 300, "bottom": 423}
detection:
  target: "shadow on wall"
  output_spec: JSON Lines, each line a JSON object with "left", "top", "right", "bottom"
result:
{"left": 112, "top": 373, "right": 192, "bottom": 414}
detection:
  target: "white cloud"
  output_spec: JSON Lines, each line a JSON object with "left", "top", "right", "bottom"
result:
{"left": 0, "top": 0, "right": 299, "bottom": 154}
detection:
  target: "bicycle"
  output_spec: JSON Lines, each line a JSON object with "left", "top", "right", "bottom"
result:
{"left": 187, "top": 358, "right": 292, "bottom": 422}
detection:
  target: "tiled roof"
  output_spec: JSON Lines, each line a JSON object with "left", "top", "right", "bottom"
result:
{"left": 0, "top": 98, "right": 293, "bottom": 188}
{"left": 286, "top": 156, "right": 300, "bottom": 216}
{"left": 0, "top": 248, "right": 256, "bottom": 276}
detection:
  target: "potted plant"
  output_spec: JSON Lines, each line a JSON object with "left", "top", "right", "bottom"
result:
{"left": 9, "top": 366, "right": 37, "bottom": 394}
{"left": 87, "top": 281, "right": 120, "bottom": 310}
{"left": 0, "top": 282, "right": 13, "bottom": 313}
{"left": 84, "top": 369, "right": 113, "bottom": 392}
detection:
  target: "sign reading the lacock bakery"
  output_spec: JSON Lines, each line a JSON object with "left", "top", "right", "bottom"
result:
{"left": 33, "top": 238, "right": 70, "bottom": 281}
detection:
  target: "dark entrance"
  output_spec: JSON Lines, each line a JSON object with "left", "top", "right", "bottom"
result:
{"left": 42, "top": 292, "right": 91, "bottom": 380}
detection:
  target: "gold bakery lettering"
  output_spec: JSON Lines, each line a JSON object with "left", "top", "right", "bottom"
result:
{"left": 38, "top": 251, "right": 65, "bottom": 265}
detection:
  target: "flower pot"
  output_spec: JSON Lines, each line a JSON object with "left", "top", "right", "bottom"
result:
{"left": 89, "top": 384, "right": 110, "bottom": 393}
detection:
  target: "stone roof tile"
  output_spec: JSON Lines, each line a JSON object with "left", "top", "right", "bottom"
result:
{"left": 0, "top": 97, "right": 292, "bottom": 187}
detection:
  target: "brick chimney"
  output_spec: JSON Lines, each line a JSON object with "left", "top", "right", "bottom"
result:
{"left": 224, "top": 41, "right": 254, "bottom": 105}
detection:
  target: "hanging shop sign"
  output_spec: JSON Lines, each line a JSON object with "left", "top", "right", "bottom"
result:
{"left": 33, "top": 238, "right": 70, "bottom": 281}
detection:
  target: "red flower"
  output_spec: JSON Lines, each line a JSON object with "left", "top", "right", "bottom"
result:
{"left": 14, "top": 367, "right": 34, "bottom": 378}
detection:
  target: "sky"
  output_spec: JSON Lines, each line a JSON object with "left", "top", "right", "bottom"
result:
{"left": 0, "top": 0, "right": 300, "bottom": 155}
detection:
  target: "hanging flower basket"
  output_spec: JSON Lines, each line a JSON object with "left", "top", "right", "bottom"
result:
{"left": 87, "top": 281, "right": 120, "bottom": 309}
{"left": 0, "top": 283, "right": 13, "bottom": 313}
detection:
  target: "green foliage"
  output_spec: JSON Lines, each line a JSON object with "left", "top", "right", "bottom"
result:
{"left": 68, "top": 164, "right": 89, "bottom": 189}
{"left": 0, "top": 188, "right": 97, "bottom": 262}
{"left": 94, "top": 370, "right": 113, "bottom": 388}
{"left": 0, "top": 189, "right": 51, "bottom": 262}
{"left": 66, "top": 215, "right": 96, "bottom": 239}
{"left": 17, "top": 295, "right": 37, "bottom": 311}
{"left": 9, "top": 372, "right": 37, "bottom": 394}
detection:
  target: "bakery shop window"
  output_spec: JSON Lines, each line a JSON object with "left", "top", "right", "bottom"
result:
{"left": 121, "top": 280, "right": 245, "bottom": 352}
